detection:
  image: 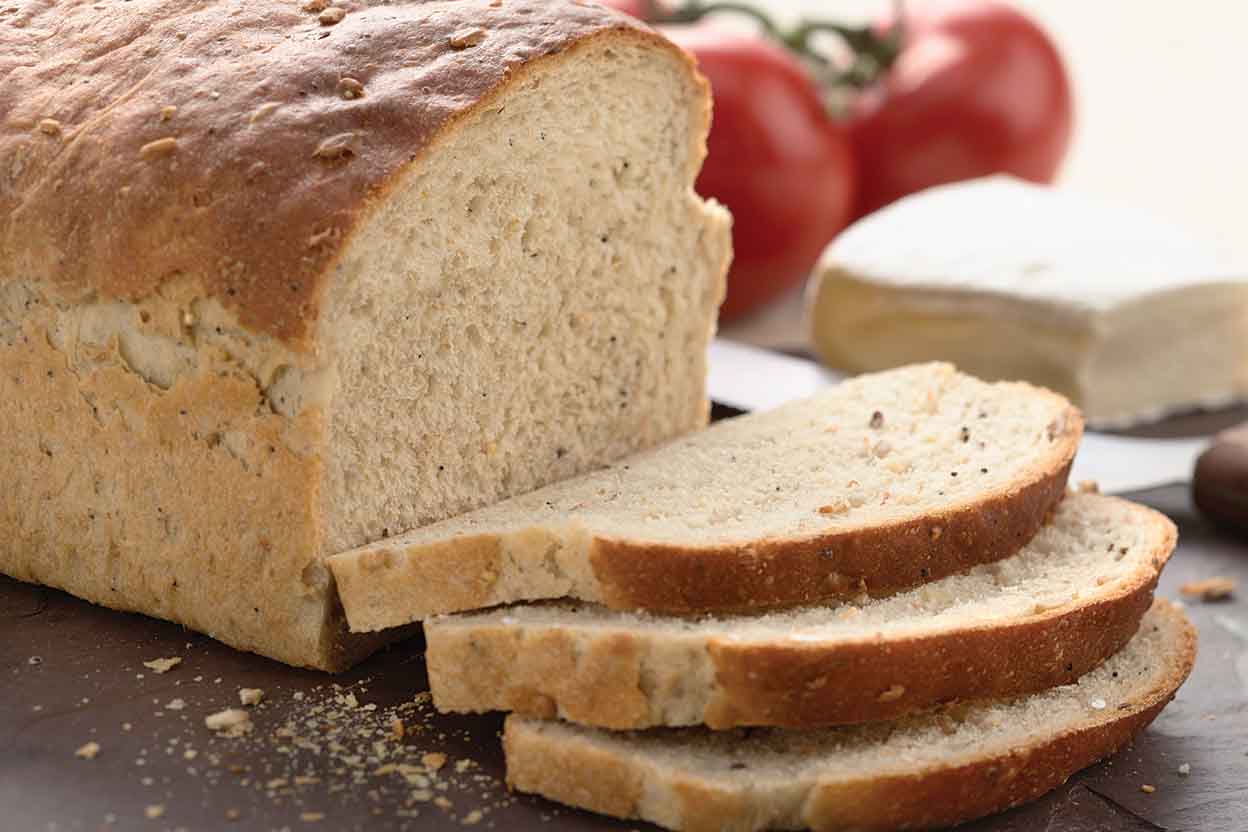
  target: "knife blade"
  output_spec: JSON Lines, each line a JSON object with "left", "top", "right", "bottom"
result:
{"left": 708, "top": 338, "right": 1208, "bottom": 494}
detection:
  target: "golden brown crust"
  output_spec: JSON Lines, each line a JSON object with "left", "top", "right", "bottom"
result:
{"left": 429, "top": 618, "right": 654, "bottom": 730}
{"left": 800, "top": 699, "right": 1173, "bottom": 831}
{"left": 503, "top": 718, "right": 646, "bottom": 820}
{"left": 799, "top": 604, "right": 1197, "bottom": 831}
{"left": 334, "top": 534, "right": 507, "bottom": 633}
{"left": 1, "top": 0, "right": 704, "bottom": 669}
{"left": 704, "top": 511, "right": 1169, "bottom": 728}
{"left": 0, "top": 0, "right": 657, "bottom": 349}
{"left": 503, "top": 601, "right": 1198, "bottom": 832}
{"left": 0, "top": 314, "right": 337, "bottom": 667}
{"left": 706, "top": 584, "right": 1155, "bottom": 728}
{"left": 427, "top": 497, "right": 1173, "bottom": 729}
{"left": 590, "top": 409, "right": 1080, "bottom": 612}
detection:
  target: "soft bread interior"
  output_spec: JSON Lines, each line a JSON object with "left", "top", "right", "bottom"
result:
{"left": 319, "top": 36, "right": 730, "bottom": 554}
{"left": 337, "top": 363, "right": 1073, "bottom": 549}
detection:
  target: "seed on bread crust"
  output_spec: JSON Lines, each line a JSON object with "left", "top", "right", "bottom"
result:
{"left": 139, "top": 137, "right": 178, "bottom": 159}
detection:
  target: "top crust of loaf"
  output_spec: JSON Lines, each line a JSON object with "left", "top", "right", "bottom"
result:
{"left": 0, "top": 0, "right": 683, "bottom": 350}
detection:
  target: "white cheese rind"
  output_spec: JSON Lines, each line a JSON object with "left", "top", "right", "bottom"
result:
{"left": 819, "top": 175, "right": 1243, "bottom": 313}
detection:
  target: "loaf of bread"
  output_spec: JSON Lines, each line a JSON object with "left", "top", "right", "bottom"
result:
{"left": 807, "top": 176, "right": 1248, "bottom": 427}
{"left": 425, "top": 493, "right": 1173, "bottom": 729}
{"left": 0, "top": 1, "right": 731, "bottom": 669}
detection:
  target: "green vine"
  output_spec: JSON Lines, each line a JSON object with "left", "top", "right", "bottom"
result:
{"left": 640, "top": 0, "right": 907, "bottom": 89}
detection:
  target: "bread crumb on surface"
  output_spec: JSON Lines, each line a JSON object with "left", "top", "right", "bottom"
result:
{"left": 462, "top": 809, "right": 484, "bottom": 825}
{"left": 1140, "top": 784, "right": 1156, "bottom": 794}
{"left": 422, "top": 752, "right": 448, "bottom": 772}
{"left": 1178, "top": 576, "right": 1236, "bottom": 601}
{"left": 239, "top": 688, "right": 265, "bottom": 707}
{"left": 166, "top": 698, "right": 187, "bottom": 711}
{"left": 75, "top": 741, "right": 101, "bottom": 759}
{"left": 205, "top": 708, "right": 253, "bottom": 736}
{"left": 300, "top": 812, "right": 326, "bottom": 822}
{"left": 143, "top": 657, "right": 182, "bottom": 674}
{"left": 144, "top": 804, "right": 165, "bottom": 819}
{"left": 1178, "top": 763, "right": 1192, "bottom": 776}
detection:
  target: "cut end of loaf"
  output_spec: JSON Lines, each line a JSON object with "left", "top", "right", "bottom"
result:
{"left": 317, "top": 29, "right": 731, "bottom": 559}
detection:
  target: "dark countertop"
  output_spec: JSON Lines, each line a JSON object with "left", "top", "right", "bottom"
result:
{"left": 3, "top": 486, "right": 1246, "bottom": 832}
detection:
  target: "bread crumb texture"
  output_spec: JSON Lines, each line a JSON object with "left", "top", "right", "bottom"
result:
{"left": 239, "top": 688, "right": 265, "bottom": 707}
{"left": 1179, "top": 576, "right": 1236, "bottom": 601}
{"left": 143, "top": 657, "right": 182, "bottom": 674}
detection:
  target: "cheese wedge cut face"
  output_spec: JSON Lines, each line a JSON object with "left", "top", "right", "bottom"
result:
{"left": 808, "top": 175, "right": 1248, "bottom": 427}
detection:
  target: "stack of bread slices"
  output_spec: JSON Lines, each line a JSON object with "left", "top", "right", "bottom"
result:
{"left": 332, "top": 363, "right": 1195, "bottom": 831}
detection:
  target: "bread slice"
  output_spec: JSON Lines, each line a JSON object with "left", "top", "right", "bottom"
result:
{"left": 0, "top": 2, "right": 729, "bottom": 669}
{"left": 426, "top": 493, "right": 1173, "bottom": 729}
{"left": 504, "top": 599, "right": 1196, "bottom": 832}
{"left": 329, "top": 363, "right": 1081, "bottom": 631}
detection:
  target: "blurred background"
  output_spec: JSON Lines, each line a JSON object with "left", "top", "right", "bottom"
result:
{"left": 723, "top": 0, "right": 1248, "bottom": 347}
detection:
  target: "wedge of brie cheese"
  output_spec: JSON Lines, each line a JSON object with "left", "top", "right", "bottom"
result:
{"left": 807, "top": 176, "right": 1248, "bottom": 427}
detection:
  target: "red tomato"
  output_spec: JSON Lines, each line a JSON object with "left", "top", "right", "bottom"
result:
{"left": 661, "top": 27, "right": 856, "bottom": 321}
{"left": 848, "top": 1, "right": 1072, "bottom": 217}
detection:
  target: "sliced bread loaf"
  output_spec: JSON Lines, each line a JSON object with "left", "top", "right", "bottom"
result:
{"left": 504, "top": 599, "right": 1196, "bottom": 832}
{"left": 0, "top": 1, "right": 729, "bottom": 670}
{"left": 330, "top": 363, "right": 1082, "bottom": 631}
{"left": 426, "top": 493, "right": 1173, "bottom": 729}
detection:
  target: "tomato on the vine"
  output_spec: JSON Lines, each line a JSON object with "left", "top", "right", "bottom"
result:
{"left": 598, "top": 0, "right": 1073, "bottom": 319}
{"left": 848, "top": 1, "right": 1073, "bottom": 217}
{"left": 662, "top": 27, "right": 856, "bottom": 321}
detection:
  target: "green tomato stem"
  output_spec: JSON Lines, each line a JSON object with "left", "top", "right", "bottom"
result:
{"left": 652, "top": 0, "right": 908, "bottom": 90}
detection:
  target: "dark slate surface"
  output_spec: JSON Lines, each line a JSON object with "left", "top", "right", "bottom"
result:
{"left": 4, "top": 416, "right": 1246, "bottom": 832}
